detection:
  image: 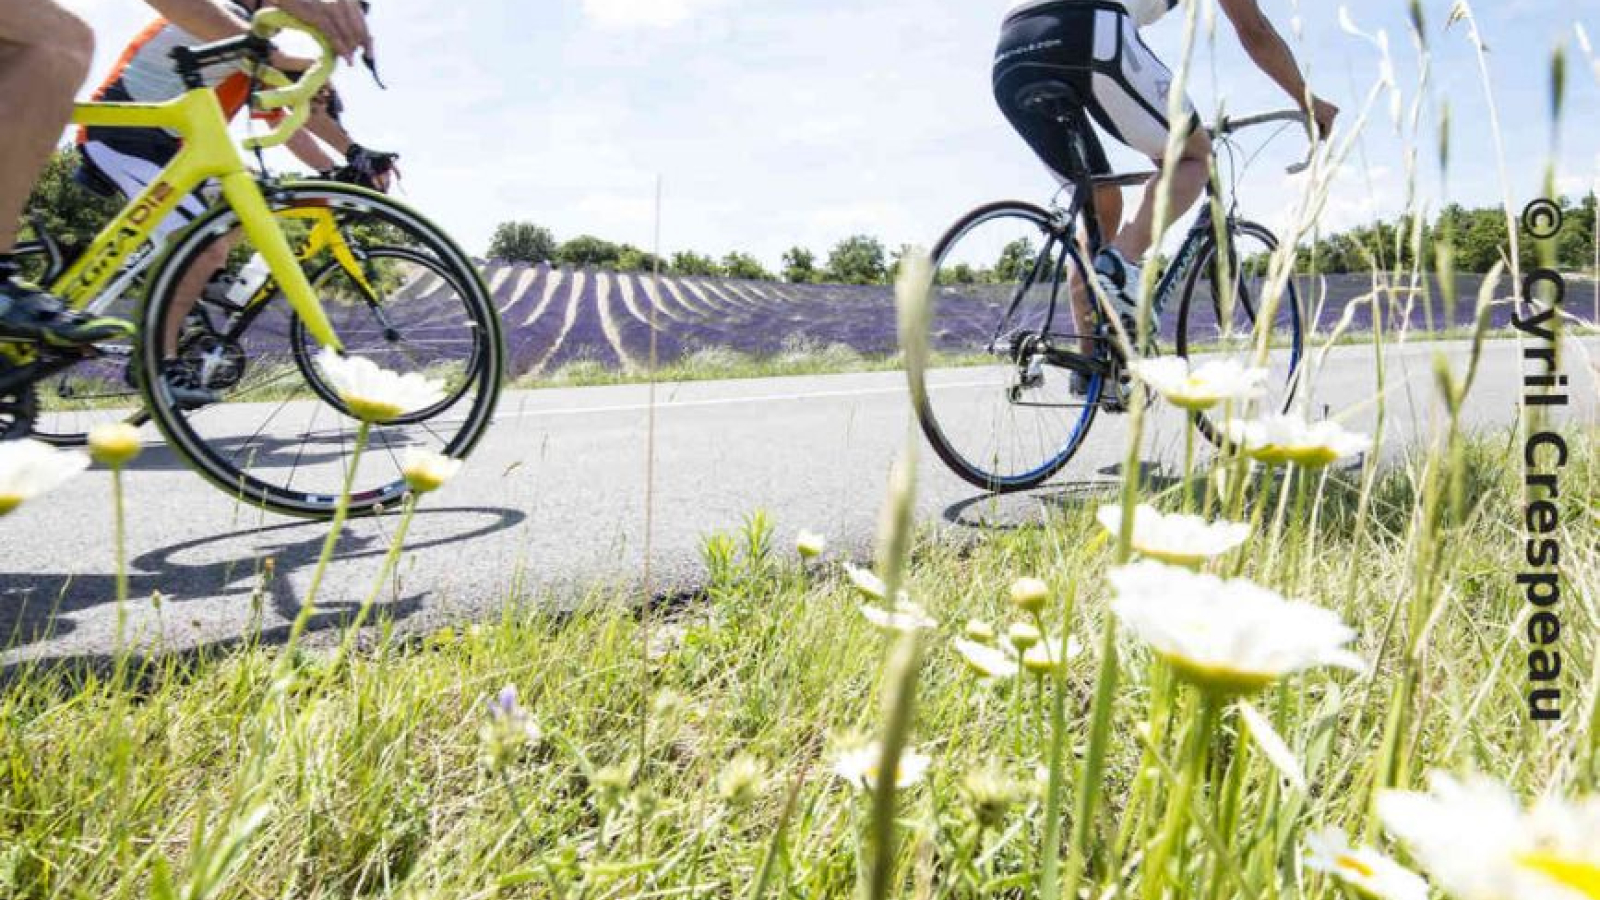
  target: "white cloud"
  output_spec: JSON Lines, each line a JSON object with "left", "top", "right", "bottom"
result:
{"left": 581, "top": 0, "right": 726, "bottom": 29}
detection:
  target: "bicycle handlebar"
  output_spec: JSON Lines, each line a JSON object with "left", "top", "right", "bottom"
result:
{"left": 1211, "top": 109, "right": 1319, "bottom": 176}
{"left": 241, "top": 9, "right": 337, "bottom": 152}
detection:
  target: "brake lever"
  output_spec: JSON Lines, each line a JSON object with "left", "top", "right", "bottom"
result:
{"left": 360, "top": 50, "right": 386, "bottom": 89}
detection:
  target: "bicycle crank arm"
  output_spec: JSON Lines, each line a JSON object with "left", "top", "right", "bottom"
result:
{"left": 1040, "top": 348, "right": 1113, "bottom": 377}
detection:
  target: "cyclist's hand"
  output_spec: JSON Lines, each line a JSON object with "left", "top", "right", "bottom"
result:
{"left": 271, "top": 0, "right": 371, "bottom": 62}
{"left": 1309, "top": 96, "right": 1339, "bottom": 140}
{"left": 269, "top": 50, "right": 317, "bottom": 73}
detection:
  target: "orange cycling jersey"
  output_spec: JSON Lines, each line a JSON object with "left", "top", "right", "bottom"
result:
{"left": 77, "top": 4, "right": 281, "bottom": 162}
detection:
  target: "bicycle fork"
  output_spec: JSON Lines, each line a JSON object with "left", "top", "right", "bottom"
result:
{"left": 218, "top": 173, "right": 344, "bottom": 352}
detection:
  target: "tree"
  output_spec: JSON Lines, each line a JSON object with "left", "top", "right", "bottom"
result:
{"left": 781, "top": 247, "right": 818, "bottom": 283}
{"left": 556, "top": 235, "right": 622, "bottom": 268}
{"left": 22, "top": 147, "right": 120, "bottom": 253}
{"left": 487, "top": 221, "right": 557, "bottom": 264}
{"left": 936, "top": 262, "right": 979, "bottom": 285}
{"left": 721, "top": 251, "right": 772, "bottom": 281}
{"left": 825, "top": 234, "right": 887, "bottom": 285}
{"left": 616, "top": 245, "right": 665, "bottom": 273}
{"left": 994, "top": 237, "right": 1037, "bottom": 282}
{"left": 669, "top": 251, "right": 721, "bottom": 277}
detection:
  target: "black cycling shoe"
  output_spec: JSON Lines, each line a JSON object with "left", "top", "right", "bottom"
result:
{"left": 0, "top": 267, "right": 133, "bottom": 348}
{"left": 159, "top": 359, "right": 220, "bottom": 410}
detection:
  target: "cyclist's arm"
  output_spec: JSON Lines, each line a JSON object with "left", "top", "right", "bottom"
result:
{"left": 268, "top": 0, "right": 371, "bottom": 60}
{"left": 142, "top": 0, "right": 250, "bottom": 41}
{"left": 1216, "top": 0, "right": 1338, "bottom": 135}
{"left": 286, "top": 128, "right": 338, "bottom": 171}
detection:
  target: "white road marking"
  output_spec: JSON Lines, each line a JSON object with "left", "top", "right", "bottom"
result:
{"left": 497, "top": 380, "right": 997, "bottom": 420}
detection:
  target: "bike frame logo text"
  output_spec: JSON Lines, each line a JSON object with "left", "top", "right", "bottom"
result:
{"left": 79, "top": 182, "right": 174, "bottom": 288}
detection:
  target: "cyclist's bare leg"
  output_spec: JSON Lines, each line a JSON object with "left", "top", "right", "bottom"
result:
{"left": 163, "top": 238, "right": 234, "bottom": 354}
{"left": 0, "top": 0, "right": 93, "bottom": 253}
{"left": 1111, "top": 128, "right": 1213, "bottom": 262}
{"left": 1074, "top": 184, "right": 1124, "bottom": 354}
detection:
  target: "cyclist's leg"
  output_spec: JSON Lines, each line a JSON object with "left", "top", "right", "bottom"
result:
{"left": 80, "top": 139, "right": 215, "bottom": 355}
{"left": 0, "top": 1, "right": 128, "bottom": 345}
{"left": 1080, "top": 9, "right": 1211, "bottom": 262}
{"left": 0, "top": 0, "right": 92, "bottom": 256}
{"left": 993, "top": 3, "right": 1113, "bottom": 356}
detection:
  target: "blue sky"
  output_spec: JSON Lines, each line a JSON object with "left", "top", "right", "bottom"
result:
{"left": 65, "top": 0, "right": 1600, "bottom": 267}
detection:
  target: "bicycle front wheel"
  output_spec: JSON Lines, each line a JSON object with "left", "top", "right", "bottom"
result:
{"left": 913, "top": 201, "right": 1103, "bottom": 493}
{"left": 138, "top": 182, "right": 504, "bottom": 519}
{"left": 1174, "top": 220, "right": 1304, "bottom": 445}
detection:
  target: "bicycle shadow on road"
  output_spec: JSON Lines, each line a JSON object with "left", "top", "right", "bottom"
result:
{"left": 942, "top": 462, "right": 1182, "bottom": 531}
{"left": 0, "top": 505, "right": 526, "bottom": 664}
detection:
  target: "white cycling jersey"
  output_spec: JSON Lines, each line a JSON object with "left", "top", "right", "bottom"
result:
{"left": 1006, "top": 0, "right": 1179, "bottom": 27}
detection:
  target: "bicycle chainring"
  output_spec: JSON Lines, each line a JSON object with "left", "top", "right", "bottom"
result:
{"left": 177, "top": 332, "right": 249, "bottom": 392}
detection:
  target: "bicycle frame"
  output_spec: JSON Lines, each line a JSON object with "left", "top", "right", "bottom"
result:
{"left": 47, "top": 13, "right": 344, "bottom": 352}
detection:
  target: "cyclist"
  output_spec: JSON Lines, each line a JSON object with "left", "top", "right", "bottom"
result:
{"left": 75, "top": 0, "right": 396, "bottom": 403}
{"left": 0, "top": 0, "right": 369, "bottom": 352}
{"left": 994, "top": 0, "right": 1337, "bottom": 387}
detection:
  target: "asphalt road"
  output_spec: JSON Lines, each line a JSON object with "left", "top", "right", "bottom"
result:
{"left": 3, "top": 336, "right": 1596, "bottom": 666}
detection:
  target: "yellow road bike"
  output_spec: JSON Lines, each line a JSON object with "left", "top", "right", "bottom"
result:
{"left": 0, "top": 11, "right": 505, "bottom": 518}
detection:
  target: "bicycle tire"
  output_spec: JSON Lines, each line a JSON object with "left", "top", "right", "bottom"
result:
{"left": 1173, "top": 219, "right": 1303, "bottom": 446}
{"left": 289, "top": 246, "right": 483, "bottom": 425}
{"left": 913, "top": 200, "right": 1104, "bottom": 493}
{"left": 137, "top": 181, "right": 505, "bottom": 519}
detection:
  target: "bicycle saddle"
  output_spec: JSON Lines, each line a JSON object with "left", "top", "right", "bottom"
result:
{"left": 1016, "top": 80, "right": 1087, "bottom": 117}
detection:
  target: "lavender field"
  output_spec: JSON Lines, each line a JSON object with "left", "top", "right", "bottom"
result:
{"left": 479, "top": 262, "right": 1578, "bottom": 379}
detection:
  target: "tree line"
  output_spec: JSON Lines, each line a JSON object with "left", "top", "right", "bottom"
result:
{"left": 486, "top": 222, "right": 908, "bottom": 285}
{"left": 16, "top": 146, "right": 1595, "bottom": 285}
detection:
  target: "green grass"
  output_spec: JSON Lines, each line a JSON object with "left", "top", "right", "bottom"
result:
{"left": 2, "top": 429, "right": 1593, "bottom": 898}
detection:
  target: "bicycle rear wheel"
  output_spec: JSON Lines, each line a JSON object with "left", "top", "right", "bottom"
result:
{"left": 913, "top": 201, "right": 1103, "bottom": 493}
{"left": 12, "top": 241, "right": 146, "bottom": 446}
{"left": 137, "top": 182, "right": 504, "bottom": 519}
{"left": 1174, "top": 220, "right": 1303, "bottom": 444}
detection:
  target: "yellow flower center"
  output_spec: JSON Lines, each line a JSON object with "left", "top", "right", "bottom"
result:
{"left": 1162, "top": 654, "right": 1276, "bottom": 696}
{"left": 0, "top": 494, "right": 21, "bottom": 516}
{"left": 344, "top": 397, "right": 405, "bottom": 424}
{"left": 1336, "top": 854, "right": 1377, "bottom": 880}
{"left": 1515, "top": 852, "right": 1600, "bottom": 898}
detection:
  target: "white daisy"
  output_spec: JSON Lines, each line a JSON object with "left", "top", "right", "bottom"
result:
{"left": 400, "top": 449, "right": 462, "bottom": 495}
{"left": 1379, "top": 772, "right": 1600, "bottom": 900}
{"left": 860, "top": 600, "right": 937, "bottom": 634}
{"left": 316, "top": 349, "right": 447, "bottom": 423}
{"left": 1096, "top": 504, "right": 1251, "bottom": 567}
{"left": 964, "top": 619, "right": 998, "bottom": 644}
{"left": 1130, "top": 356, "right": 1268, "bottom": 411}
{"left": 87, "top": 422, "right": 142, "bottom": 468}
{"left": 833, "top": 742, "right": 932, "bottom": 791}
{"left": 1021, "top": 635, "right": 1084, "bottom": 675}
{"left": 796, "top": 530, "right": 827, "bottom": 560}
{"left": 1224, "top": 414, "right": 1371, "bottom": 469}
{"left": 0, "top": 440, "right": 89, "bottom": 516}
{"left": 953, "top": 638, "right": 1019, "bottom": 680}
{"left": 1304, "top": 827, "right": 1429, "bottom": 900}
{"left": 1109, "top": 561, "right": 1366, "bottom": 695}
{"left": 1010, "top": 576, "right": 1050, "bottom": 613}
{"left": 1007, "top": 622, "right": 1042, "bottom": 652}
{"left": 845, "top": 564, "right": 908, "bottom": 604}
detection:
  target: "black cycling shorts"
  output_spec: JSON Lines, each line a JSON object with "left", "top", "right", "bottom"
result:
{"left": 994, "top": 0, "right": 1197, "bottom": 181}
